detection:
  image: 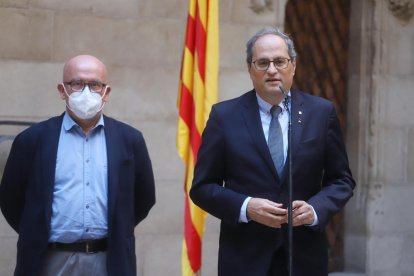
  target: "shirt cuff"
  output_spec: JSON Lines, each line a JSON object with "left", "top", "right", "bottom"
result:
{"left": 238, "top": 197, "right": 252, "bottom": 223}
{"left": 306, "top": 205, "right": 319, "bottom": 227}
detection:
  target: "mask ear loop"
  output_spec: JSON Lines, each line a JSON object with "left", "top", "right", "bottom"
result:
{"left": 62, "top": 84, "right": 74, "bottom": 113}
{"left": 96, "top": 85, "right": 108, "bottom": 113}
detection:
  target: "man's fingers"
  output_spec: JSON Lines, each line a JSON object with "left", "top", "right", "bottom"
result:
{"left": 247, "top": 198, "right": 287, "bottom": 228}
{"left": 290, "top": 200, "right": 315, "bottom": 226}
{"left": 247, "top": 198, "right": 316, "bottom": 228}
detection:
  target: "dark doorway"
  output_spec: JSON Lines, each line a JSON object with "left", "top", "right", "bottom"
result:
{"left": 284, "top": 0, "right": 351, "bottom": 272}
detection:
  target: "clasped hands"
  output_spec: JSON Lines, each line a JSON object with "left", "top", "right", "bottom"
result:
{"left": 246, "top": 198, "right": 314, "bottom": 228}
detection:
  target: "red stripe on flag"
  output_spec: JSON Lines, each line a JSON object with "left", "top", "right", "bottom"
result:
{"left": 185, "top": 14, "right": 196, "bottom": 54}
{"left": 179, "top": 84, "right": 193, "bottom": 128}
{"left": 179, "top": 84, "right": 202, "bottom": 164}
{"left": 184, "top": 191, "right": 202, "bottom": 271}
{"left": 194, "top": 4, "right": 206, "bottom": 82}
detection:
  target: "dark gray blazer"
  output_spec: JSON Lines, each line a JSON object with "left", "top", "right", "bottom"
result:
{"left": 0, "top": 114, "right": 155, "bottom": 276}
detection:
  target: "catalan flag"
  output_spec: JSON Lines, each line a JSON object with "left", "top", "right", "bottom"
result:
{"left": 176, "top": 0, "right": 219, "bottom": 275}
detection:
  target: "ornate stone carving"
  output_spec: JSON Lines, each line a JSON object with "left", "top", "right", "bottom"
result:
{"left": 250, "top": 0, "right": 273, "bottom": 13}
{"left": 387, "top": 0, "right": 414, "bottom": 21}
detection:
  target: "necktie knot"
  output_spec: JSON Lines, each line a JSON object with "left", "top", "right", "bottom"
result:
{"left": 270, "top": 106, "right": 282, "bottom": 118}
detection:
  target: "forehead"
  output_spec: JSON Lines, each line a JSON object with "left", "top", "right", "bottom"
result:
{"left": 252, "top": 34, "right": 289, "bottom": 58}
{"left": 63, "top": 58, "right": 107, "bottom": 82}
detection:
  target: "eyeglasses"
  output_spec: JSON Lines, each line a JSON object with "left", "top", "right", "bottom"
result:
{"left": 252, "top": 58, "right": 291, "bottom": 71}
{"left": 64, "top": 80, "right": 107, "bottom": 93}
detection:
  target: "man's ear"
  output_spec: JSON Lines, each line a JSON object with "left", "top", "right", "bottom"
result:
{"left": 292, "top": 60, "right": 296, "bottom": 76}
{"left": 57, "top": 83, "right": 67, "bottom": 100}
{"left": 102, "top": 85, "right": 111, "bottom": 103}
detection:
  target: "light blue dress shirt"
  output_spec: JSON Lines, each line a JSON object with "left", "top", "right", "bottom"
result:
{"left": 239, "top": 93, "right": 318, "bottom": 226}
{"left": 49, "top": 112, "right": 108, "bottom": 243}
{"left": 257, "top": 93, "right": 289, "bottom": 158}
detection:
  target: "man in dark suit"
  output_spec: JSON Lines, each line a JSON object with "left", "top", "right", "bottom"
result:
{"left": 0, "top": 55, "right": 155, "bottom": 276}
{"left": 190, "top": 27, "right": 355, "bottom": 275}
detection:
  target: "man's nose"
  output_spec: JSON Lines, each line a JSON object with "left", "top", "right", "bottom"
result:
{"left": 267, "top": 62, "right": 278, "bottom": 74}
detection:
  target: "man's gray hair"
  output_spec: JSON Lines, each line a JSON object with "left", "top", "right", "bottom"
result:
{"left": 246, "top": 27, "right": 297, "bottom": 64}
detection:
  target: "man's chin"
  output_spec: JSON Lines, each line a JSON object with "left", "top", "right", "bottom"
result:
{"left": 67, "top": 109, "right": 101, "bottom": 122}
{"left": 266, "top": 87, "right": 283, "bottom": 96}
{"left": 265, "top": 83, "right": 282, "bottom": 91}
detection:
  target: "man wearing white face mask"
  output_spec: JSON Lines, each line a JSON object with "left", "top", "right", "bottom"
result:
{"left": 0, "top": 55, "right": 156, "bottom": 276}
{"left": 63, "top": 80, "right": 107, "bottom": 120}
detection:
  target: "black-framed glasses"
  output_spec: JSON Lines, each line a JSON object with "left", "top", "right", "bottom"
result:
{"left": 64, "top": 80, "right": 107, "bottom": 93}
{"left": 252, "top": 57, "right": 291, "bottom": 71}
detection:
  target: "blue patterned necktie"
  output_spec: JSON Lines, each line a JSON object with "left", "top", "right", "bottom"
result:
{"left": 268, "top": 106, "right": 284, "bottom": 176}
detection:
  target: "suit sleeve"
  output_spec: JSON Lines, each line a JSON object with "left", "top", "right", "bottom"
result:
{"left": 133, "top": 133, "right": 155, "bottom": 225}
{"left": 190, "top": 106, "right": 247, "bottom": 225}
{"left": 307, "top": 104, "right": 356, "bottom": 229}
{"left": 0, "top": 134, "right": 31, "bottom": 232}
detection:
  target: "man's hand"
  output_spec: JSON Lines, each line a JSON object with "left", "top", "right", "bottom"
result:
{"left": 247, "top": 198, "right": 288, "bottom": 228}
{"left": 291, "top": 200, "right": 315, "bottom": 226}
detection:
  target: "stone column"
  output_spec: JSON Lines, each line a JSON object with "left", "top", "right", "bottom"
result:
{"left": 345, "top": 0, "right": 414, "bottom": 274}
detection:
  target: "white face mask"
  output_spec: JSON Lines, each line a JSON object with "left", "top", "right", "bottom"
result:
{"left": 64, "top": 86, "right": 106, "bottom": 120}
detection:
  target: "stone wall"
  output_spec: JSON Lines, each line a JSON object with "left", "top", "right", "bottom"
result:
{"left": 0, "top": 0, "right": 284, "bottom": 275}
{"left": 345, "top": 0, "right": 414, "bottom": 275}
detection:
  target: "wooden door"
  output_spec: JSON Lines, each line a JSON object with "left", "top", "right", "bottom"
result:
{"left": 284, "top": 0, "right": 351, "bottom": 272}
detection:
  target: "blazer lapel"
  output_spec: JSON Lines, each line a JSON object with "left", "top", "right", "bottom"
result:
{"left": 42, "top": 115, "right": 64, "bottom": 221}
{"left": 278, "top": 91, "right": 305, "bottom": 186}
{"left": 241, "top": 91, "right": 279, "bottom": 180}
{"left": 103, "top": 116, "right": 121, "bottom": 222}
{"left": 290, "top": 90, "right": 305, "bottom": 159}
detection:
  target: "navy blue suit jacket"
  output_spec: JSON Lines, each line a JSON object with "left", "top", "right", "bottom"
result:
{"left": 0, "top": 114, "right": 155, "bottom": 276}
{"left": 190, "top": 90, "right": 355, "bottom": 276}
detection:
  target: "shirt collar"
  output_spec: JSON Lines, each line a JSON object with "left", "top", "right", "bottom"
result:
{"left": 63, "top": 112, "right": 105, "bottom": 132}
{"left": 255, "top": 91, "right": 291, "bottom": 114}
